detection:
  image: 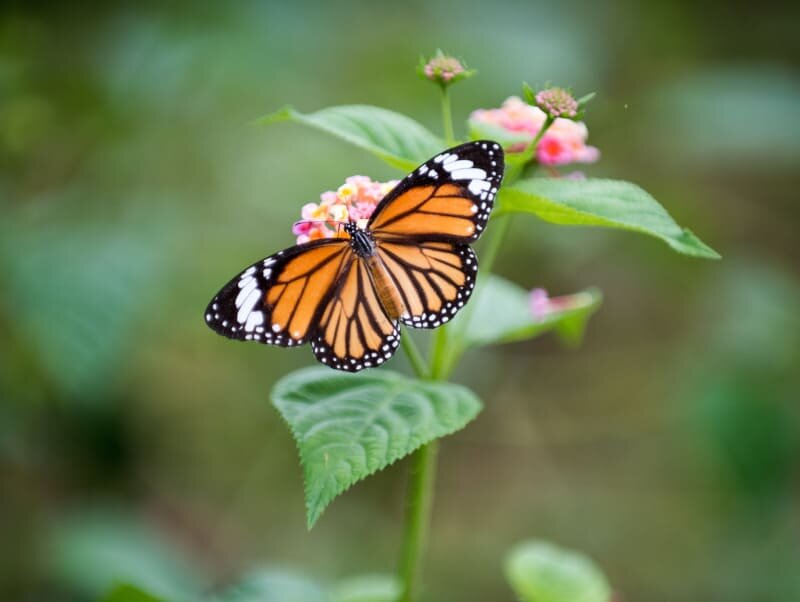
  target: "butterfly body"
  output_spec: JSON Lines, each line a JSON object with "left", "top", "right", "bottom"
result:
{"left": 206, "top": 140, "right": 504, "bottom": 372}
{"left": 344, "top": 222, "right": 377, "bottom": 258}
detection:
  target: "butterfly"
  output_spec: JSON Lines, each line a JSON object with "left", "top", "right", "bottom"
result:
{"left": 205, "top": 140, "right": 504, "bottom": 372}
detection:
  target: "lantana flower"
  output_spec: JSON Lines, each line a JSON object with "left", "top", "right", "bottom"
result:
{"left": 470, "top": 96, "right": 599, "bottom": 166}
{"left": 293, "top": 176, "right": 398, "bottom": 244}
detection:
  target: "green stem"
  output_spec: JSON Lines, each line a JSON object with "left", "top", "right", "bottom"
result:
{"left": 398, "top": 439, "right": 439, "bottom": 602}
{"left": 429, "top": 327, "right": 448, "bottom": 380}
{"left": 397, "top": 80, "right": 461, "bottom": 602}
{"left": 440, "top": 86, "right": 455, "bottom": 146}
{"left": 400, "top": 330, "right": 429, "bottom": 379}
{"left": 505, "top": 115, "right": 555, "bottom": 181}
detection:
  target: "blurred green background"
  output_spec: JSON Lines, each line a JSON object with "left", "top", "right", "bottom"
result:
{"left": 2, "top": 1, "right": 799, "bottom": 600}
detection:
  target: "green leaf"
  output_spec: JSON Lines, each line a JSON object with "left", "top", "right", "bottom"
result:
{"left": 211, "top": 569, "right": 329, "bottom": 602}
{"left": 260, "top": 105, "right": 443, "bottom": 171}
{"left": 331, "top": 574, "right": 401, "bottom": 602}
{"left": 450, "top": 275, "right": 602, "bottom": 349}
{"left": 102, "top": 584, "right": 166, "bottom": 602}
{"left": 498, "top": 178, "right": 720, "bottom": 259}
{"left": 271, "top": 367, "right": 482, "bottom": 528}
{"left": 44, "top": 509, "right": 202, "bottom": 601}
{"left": 505, "top": 540, "right": 611, "bottom": 602}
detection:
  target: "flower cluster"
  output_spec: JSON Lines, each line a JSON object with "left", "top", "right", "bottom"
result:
{"left": 470, "top": 96, "right": 599, "bottom": 166}
{"left": 293, "top": 176, "right": 398, "bottom": 244}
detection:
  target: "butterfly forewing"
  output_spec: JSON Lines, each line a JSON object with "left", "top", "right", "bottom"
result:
{"left": 205, "top": 239, "right": 350, "bottom": 346}
{"left": 368, "top": 140, "right": 504, "bottom": 243}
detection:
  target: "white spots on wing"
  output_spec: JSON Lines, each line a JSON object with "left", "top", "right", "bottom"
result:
{"left": 272, "top": 323, "right": 281, "bottom": 333}
{"left": 419, "top": 164, "right": 429, "bottom": 175}
{"left": 469, "top": 179, "right": 491, "bottom": 195}
{"left": 244, "top": 311, "right": 264, "bottom": 332}
{"left": 236, "top": 277, "right": 258, "bottom": 307}
{"left": 436, "top": 149, "right": 496, "bottom": 222}
{"left": 445, "top": 159, "right": 473, "bottom": 171}
{"left": 263, "top": 268, "right": 272, "bottom": 279}
{"left": 452, "top": 167, "right": 488, "bottom": 181}
{"left": 205, "top": 313, "right": 212, "bottom": 322}
{"left": 233, "top": 267, "right": 263, "bottom": 326}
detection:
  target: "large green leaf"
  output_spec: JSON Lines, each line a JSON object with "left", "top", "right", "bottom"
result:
{"left": 505, "top": 541, "right": 611, "bottom": 602}
{"left": 331, "top": 574, "right": 401, "bottom": 602}
{"left": 271, "top": 367, "right": 482, "bottom": 528}
{"left": 498, "top": 178, "right": 720, "bottom": 258}
{"left": 260, "top": 105, "right": 443, "bottom": 171}
{"left": 211, "top": 569, "right": 329, "bottom": 602}
{"left": 450, "top": 275, "right": 602, "bottom": 349}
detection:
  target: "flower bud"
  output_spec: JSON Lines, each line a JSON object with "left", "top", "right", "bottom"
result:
{"left": 535, "top": 87, "right": 579, "bottom": 119}
{"left": 418, "top": 51, "right": 473, "bottom": 87}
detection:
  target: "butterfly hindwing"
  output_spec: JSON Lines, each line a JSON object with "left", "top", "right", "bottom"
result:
{"left": 310, "top": 257, "right": 401, "bottom": 371}
{"left": 205, "top": 239, "right": 350, "bottom": 346}
{"left": 375, "top": 240, "right": 478, "bottom": 329}
{"left": 368, "top": 140, "right": 504, "bottom": 243}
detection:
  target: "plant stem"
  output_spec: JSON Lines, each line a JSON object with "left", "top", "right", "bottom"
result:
{"left": 398, "top": 439, "right": 439, "bottom": 602}
{"left": 400, "top": 330, "right": 429, "bottom": 379}
{"left": 440, "top": 86, "right": 455, "bottom": 146}
{"left": 396, "top": 80, "right": 461, "bottom": 602}
{"left": 479, "top": 213, "right": 512, "bottom": 276}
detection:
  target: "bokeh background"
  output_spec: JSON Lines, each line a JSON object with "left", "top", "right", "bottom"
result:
{"left": 2, "top": 1, "right": 799, "bottom": 600}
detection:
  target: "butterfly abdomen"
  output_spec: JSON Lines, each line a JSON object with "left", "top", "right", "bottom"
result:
{"left": 365, "top": 254, "right": 406, "bottom": 321}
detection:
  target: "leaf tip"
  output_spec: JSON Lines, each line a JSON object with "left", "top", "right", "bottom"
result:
{"left": 255, "top": 105, "right": 295, "bottom": 126}
{"left": 674, "top": 228, "right": 722, "bottom": 259}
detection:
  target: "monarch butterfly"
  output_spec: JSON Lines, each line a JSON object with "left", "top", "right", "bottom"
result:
{"left": 205, "top": 140, "right": 504, "bottom": 372}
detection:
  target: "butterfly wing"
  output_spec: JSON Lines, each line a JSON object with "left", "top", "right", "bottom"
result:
{"left": 310, "top": 256, "right": 401, "bottom": 371}
{"left": 205, "top": 239, "right": 351, "bottom": 346}
{"left": 374, "top": 240, "right": 478, "bottom": 329}
{"left": 368, "top": 140, "right": 504, "bottom": 243}
{"left": 366, "top": 140, "right": 503, "bottom": 329}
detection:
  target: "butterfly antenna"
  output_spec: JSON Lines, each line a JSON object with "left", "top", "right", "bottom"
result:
{"left": 292, "top": 218, "right": 347, "bottom": 228}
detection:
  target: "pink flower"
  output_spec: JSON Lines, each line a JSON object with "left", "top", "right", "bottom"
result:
{"left": 529, "top": 287, "right": 592, "bottom": 320}
{"left": 537, "top": 135, "right": 573, "bottom": 166}
{"left": 470, "top": 96, "right": 599, "bottom": 165}
{"left": 529, "top": 288, "right": 552, "bottom": 319}
{"left": 293, "top": 176, "right": 399, "bottom": 244}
